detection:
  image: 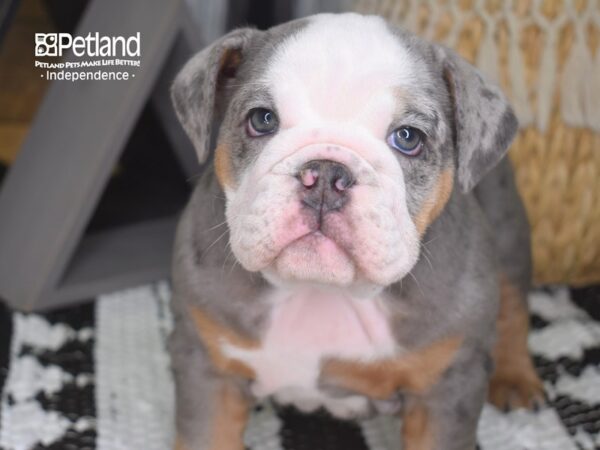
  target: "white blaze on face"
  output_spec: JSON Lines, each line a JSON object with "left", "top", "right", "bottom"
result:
{"left": 268, "top": 14, "right": 416, "bottom": 134}
{"left": 226, "top": 14, "right": 423, "bottom": 289}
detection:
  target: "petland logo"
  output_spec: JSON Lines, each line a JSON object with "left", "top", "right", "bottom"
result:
{"left": 35, "top": 32, "right": 140, "bottom": 58}
{"left": 34, "top": 32, "right": 141, "bottom": 81}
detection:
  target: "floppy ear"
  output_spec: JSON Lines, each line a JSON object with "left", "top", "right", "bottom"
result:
{"left": 171, "top": 28, "right": 260, "bottom": 164}
{"left": 437, "top": 46, "right": 518, "bottom": 192}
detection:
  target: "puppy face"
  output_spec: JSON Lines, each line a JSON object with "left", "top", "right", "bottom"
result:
{"left": 172, "top": 14, "right": 517, "bottom": 292}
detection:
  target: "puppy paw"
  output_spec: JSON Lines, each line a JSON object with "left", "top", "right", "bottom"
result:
{"left": 488, "top": 368, "right": 545, "bottom": 411}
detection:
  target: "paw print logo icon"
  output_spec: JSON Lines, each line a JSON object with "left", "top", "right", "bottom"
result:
{"left": 35, "top": 34, "right": 58, "bottom": 57}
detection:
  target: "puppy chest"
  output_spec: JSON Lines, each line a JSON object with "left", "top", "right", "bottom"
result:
{"left": 222, "top": 290, "right": 396, "bottom": 399}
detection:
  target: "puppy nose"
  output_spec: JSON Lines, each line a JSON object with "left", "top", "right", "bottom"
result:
{"left": 298, "top": 160, "right": 355, "bottom": 213}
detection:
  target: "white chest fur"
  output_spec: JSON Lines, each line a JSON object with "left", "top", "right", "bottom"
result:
{"left": 222, "top": 288, "right": 397, "bottom": 417}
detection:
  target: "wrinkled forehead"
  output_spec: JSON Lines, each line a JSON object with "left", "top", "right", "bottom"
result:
{"left": 259, "top": 14, "right": 431, "bottom": 132}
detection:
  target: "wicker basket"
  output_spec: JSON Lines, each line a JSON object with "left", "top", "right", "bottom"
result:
{"left": 355, "top": 0, "right": 600, "bottom": 286}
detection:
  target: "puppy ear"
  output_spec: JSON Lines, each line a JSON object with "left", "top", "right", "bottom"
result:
{"left": 437, "top": 46, "right": 518, "bottom": 192}
{"left": 171, "top": 28, "right": 259, "bottom": 164}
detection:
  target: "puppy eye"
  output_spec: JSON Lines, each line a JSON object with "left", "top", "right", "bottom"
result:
{"left": 247, "top": 108, "right": 278, "bottom": 136}
{"left": 387, "top": 126, "right": 424, "bottom": 156}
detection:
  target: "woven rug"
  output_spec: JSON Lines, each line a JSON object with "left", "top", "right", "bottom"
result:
{"left": 0, "top": 284, "right": 599, "bottom": 450}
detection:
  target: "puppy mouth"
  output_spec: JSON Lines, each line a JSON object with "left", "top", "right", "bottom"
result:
{"left": 288, "top": 229, "right": 346, "bottom": 255}
{"left": 272, "top": 215, "right": 357, "bottom": 285}
{"left": 286, "top": 210, "right": 353, "bottom": 257}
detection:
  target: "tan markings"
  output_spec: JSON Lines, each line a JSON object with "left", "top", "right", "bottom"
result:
{"left": 488, "top": 274, "right": 544, "bottom": 409}
{"left": 174, "top": 383, "right": 250, "bottom": 450}
{"left": 189, "top": 307, "right": 259, "bottom": 379}
{"left": 218, "top": 48, "right": 243, "bottom": 85}
{"left": 402, "top": 399, "right": 435, "bottom": 450}
{"left": 214, "top": 143, "right": 234, "bottom": 188}
{"left": 209, "top": 383, "right": 250, "bottom": 450}
{"left": 174, "top": 436, "right": 188, "bottom": 450}
{"left": 415, "top": 169, "right": 455, "bottom": 235}
{"left": 321, "top": 336, "right": 462, "bottom": 399}
{"left": 213, "top": 47, "right": 243, "bottom": 189}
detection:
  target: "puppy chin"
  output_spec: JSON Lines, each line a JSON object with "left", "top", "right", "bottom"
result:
{"left": 273, "top": 233, "right": 355, "bottom": 286}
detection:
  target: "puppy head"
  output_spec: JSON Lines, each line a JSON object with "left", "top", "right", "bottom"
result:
{"left": 172, "top": 13, "right": 517, "bottom": 291}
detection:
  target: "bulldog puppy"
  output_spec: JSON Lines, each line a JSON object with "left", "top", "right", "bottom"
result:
{"left": 169, "top": 13, "right": 544, "bottom": 450}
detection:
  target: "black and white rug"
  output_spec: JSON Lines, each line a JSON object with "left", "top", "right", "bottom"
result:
{"left": 0, "top": 283, "right": 599, "bottom": 450}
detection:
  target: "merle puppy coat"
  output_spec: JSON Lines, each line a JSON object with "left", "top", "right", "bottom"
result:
{"left": 169, "top": 13, "right": 543, "bottom": 450}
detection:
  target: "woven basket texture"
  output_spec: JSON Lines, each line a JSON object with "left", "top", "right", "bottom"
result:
{"left": 354, "top": 0, "right": 600, "bottom": 286}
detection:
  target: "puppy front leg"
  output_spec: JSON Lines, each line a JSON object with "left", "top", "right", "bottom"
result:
{"left": 402, "top": 352, "right": 489, "bottom": 450}
{"left": 488, "top": 274, "right": 544, "bottom": 409}
{"left": 174, "top": 375, "right": 250, "bottom": 450}
{"left": 170, "top": 310, "right": 253, "bottom": 450}
{"left": 204, "top": 381, "right": 249, "bottom": 450}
